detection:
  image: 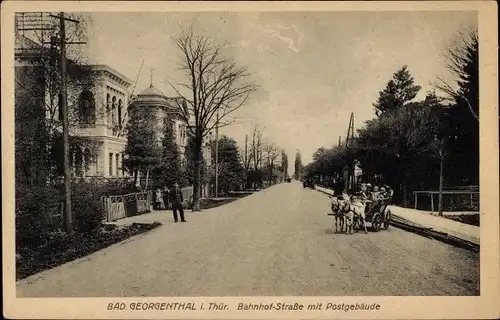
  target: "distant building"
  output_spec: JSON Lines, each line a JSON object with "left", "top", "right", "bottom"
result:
{"left": 129, "top": 82, "right": 213, "bottom": 195}
{"left": 129, "top": 84, "right": 189, "bottom": 158}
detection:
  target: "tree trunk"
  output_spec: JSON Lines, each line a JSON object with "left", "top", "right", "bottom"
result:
{"left": 438, "top": 158, "right": 444, "bottom": 216}
{"left": 192, "top": 138, "right": 202, "bottom": 211}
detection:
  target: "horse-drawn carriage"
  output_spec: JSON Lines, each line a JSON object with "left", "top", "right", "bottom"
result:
{"left": 352, "top": 196, "right": 391, "bottom": 232}
{"left": 330, "top": 192, "right": 392, "bottom": 234}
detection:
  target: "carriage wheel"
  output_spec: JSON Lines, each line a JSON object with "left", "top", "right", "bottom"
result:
{"left": 383, "top": 210, "right": 391, "bottom": 230}
{"left": 371, "top": 213, "right": 382, "bottom": 232}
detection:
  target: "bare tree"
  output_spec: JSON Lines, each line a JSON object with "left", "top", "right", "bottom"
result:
{"left": 429, "top": 137, "right": 448, "bottom": 216}
{"left": 169, "top": 27, "right": 258, "bottom": 210}
{"left": 264, "top": 143, "right": 280, "bottom": 184}
{"left": 239, "top": 141, "right": 254, "bottom": 189}
{"left": 250, "top": 125, "right": 264, "bottom": 171}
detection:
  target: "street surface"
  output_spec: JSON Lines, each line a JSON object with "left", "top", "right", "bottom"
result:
{"left": 17, "top": 182, "right": 479, "bottom": 297}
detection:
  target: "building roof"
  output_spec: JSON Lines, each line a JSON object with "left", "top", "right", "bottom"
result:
{"left": 138, "top": 84, "right": 166, "bottom": 97}
{"left": 89, "top": 64, "right": 133, "bottom": 86}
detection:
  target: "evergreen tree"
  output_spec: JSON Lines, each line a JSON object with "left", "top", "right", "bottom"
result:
{"left": 153, "top": 120, "right": 183, "bottom": 188}
{"left": 212, "top": 136, "right": 244, "bottom": 193}
{"left": 281, "top": 150, "right": 289, "bottom": 179}
{"left": 437, "top": 29, "right": 479, "bottom": 185}
{"left": 373, "top": 65, "right": 421, "bottom": 116}
{"left": 123, "top": 108, "right": 161, "bottom": 186}
{"left": 294, "top": 151, "right": 302, "bottom": 180}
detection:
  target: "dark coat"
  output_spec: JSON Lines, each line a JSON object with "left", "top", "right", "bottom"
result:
{"left": 170, "top": 188, "right": 184, "bottom": 205}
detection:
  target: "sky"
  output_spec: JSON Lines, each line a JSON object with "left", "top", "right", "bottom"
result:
{"left": 83, "top": 11, "right": 476, "bottom": 172}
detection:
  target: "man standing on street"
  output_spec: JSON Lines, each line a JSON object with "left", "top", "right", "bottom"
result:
{"left": 170, "top": 182, "right": 186, "bottom": 223}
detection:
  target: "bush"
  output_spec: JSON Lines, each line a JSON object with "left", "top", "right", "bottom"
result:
{"left": 16, "top": 177, "right": 148, "bottom": 253}
{"left": 72, "top": 182, "right": 105, "bottom": 232}
{"left": 16, "top": 184, "right": 63, "bottom": 236}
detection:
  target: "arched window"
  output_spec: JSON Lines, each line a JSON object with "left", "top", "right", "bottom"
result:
{"left": 106, "top": 93, "right": 111, "bottom": 125}
{"left": 78, "top": 90, "right": 96, "bottom": 125}
{"left": 111, "top": 96, "right": 116, "bottom": 125}
{"left": 118, "top": 99, "right": 123, "bottom": 128}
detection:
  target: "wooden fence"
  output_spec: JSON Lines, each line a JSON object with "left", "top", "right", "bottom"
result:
{"left": 102, "top": 192, "right": 151, "bottom": 222}
{"left": 181, "top": 186, "right": 194, "bottom": 205}
{"left": 102, "top": 187, "right": 194, "bottom": 222}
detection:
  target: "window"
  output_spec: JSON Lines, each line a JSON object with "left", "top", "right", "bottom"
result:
{"left": 118, "top": 99, "right": 123, "bottom": 128}
{"left": 121, "top": 153, "right": 125, "bottom": 176}
{"left": 111, "top": 96, "right": 116, "bottom": 125}
{"left": 106, "top": 93, "right": 111, "bottom": 125}
{"left": 116, "top": 154, "right": 120, "bottom": 176}
{"left": 78, "top": 90, "right": 96, "bottom": 125}
{"left": 109, "top": 153, "right": 113, "bottom": 176}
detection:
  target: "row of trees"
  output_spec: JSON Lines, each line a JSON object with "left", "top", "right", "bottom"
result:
{"left": 124, "top": 112, "right": 289, "bottom": 196}
{"left": 304, "top": 29, "right": 479, "bottom": 210}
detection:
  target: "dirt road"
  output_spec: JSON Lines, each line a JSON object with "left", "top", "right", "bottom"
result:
{"left": 17, "top": 182, "right": 479, "bottom": 297}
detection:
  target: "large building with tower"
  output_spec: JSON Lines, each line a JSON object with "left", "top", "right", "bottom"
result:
{"left": 15, "top": 12, "right": 212, "bottom": 198}
{"left": 129, "top": 82, "right": 213, "bottom": 195}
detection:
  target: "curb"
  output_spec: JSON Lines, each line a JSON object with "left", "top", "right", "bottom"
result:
{"left": 315, "top": 186, "right": 479, "bottom": 252}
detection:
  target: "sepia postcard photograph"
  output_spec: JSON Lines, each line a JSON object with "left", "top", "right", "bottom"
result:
{"left": 2, "top": 1, "right": 499, "bottom": 319}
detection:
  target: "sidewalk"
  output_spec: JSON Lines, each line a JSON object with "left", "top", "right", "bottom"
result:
{"left": 315, "top": 186, "right": 480, "bottom": 246}
{"left": 108, "top": 197, "right": 240, "bottom": 227}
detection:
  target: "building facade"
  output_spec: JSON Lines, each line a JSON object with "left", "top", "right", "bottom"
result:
{"left": 15, "top": 14, "right": 213, "bottom": 194}
{"left": 69, "top": 65, "right": 133, "bottom": 178}
{"left": 14, "top": 23, "right": 133, "bottom": 180}
{"left": 129, "top": 83, "right": 213, "bottom": 195}
{"left": 129, "top": 84, "right": 190, "bottom": 157}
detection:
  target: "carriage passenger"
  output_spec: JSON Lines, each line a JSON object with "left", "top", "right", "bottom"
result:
{"left": 379, "top": 187, "right": 388, "bottom": 200}
{"left": 370, "top": 186, "right": 381, "bottom": 201}
{"left": 356, "top": 183, "right": 370, "bottom": 201}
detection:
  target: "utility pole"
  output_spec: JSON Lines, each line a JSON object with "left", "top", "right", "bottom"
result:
{"left": 345, "top": 112, "right": 354, "bottom": 147}
{"left": 59, "top": 12, "right": 72, "bottom": 235}
{"left": 51, "top": 12, "right": 85, "bottom": 235}
{"left": 215, "top": 110, "right": 219, "bottom": 198}
{"left": 17, "top": 13, "right": 84, "bottom": 235}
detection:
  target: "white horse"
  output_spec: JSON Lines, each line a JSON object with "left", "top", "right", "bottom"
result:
{"left": 346, "top": 197, "right": 369, "bottom": 234}
{"left": 330, "top": 193, "right": 352, "bottom": 233}
{"left": 330, "top": 197, "right": 344, "bottom": 233}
